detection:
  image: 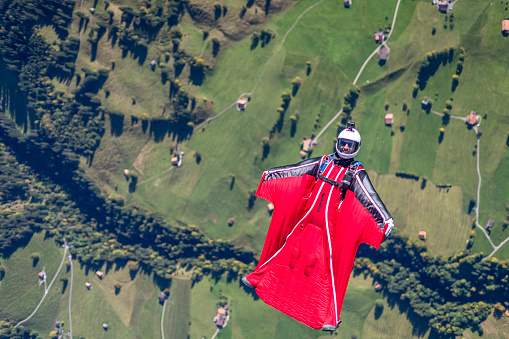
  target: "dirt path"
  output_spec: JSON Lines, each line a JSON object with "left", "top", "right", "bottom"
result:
{"left": 194, "top": 0, "right": 327, "bottom": 131}
{"left": 161, "top": 299, "right": 167, "bottom": 339}
{"left": 313, "top": 0, "right": 402, "bottom": 144}
{"left": 14, "top": 241, "right": 69, "bottom": 329}
{"left": 68, "top": 252, "right": 73, "bottom": 337}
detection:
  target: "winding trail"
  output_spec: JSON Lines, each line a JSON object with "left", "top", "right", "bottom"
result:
{"left": 313, "top": 0, "right": 402, "bottom": 145}
{"left": 194, "top": 0, "right": 326, "bottom": 131}
{"left": 14, "top": 242, "right": 69, "bottom": 329}
{"left": 161, "top": 299, "right": 167, "bottom": 339}
{"left": 211, "top": 328, "right": 220, "bottom": 339}
{"left": 68, "top": 252, "right": 73, "bottom": 337}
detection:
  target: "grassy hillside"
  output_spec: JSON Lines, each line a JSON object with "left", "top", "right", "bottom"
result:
{"left": 189, "top": 273, "right": 424, "bottom": 339}
{"left": 0, "top": 232, "right": 168, "bottom": 338}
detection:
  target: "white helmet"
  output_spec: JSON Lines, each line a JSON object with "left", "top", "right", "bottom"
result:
{"left": 335, "top": 122, "right": 361, "bottom": 159}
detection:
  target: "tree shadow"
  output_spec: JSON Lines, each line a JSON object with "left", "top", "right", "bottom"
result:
{"left": 109, "top": 113, "right": 124, "bottom": 136}
{"left": 61, "top": 279, "right": 68, "bottom": 294}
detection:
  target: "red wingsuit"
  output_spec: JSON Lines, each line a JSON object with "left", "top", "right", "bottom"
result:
{"left": 243, "top": 155, "right": 392, "bottom": 330}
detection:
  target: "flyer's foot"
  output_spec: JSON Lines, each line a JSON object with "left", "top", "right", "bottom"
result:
{"left": 321, "top": 320, "right": 341, "bottom": 332}
{"left": 241, "top": 276, "right": 253, "bottom": 288}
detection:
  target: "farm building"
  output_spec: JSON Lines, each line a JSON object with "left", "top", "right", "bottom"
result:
{"left": 502, "top": 19, "right": 509, "bottom": 35}
{"left": 85, "top": 282, "right": 92, "bottom": 290}
{"left": 38, "top": 272, "right": 44, "bottom": 280}
{"left": 375, "top": 284, "right": 382, "bottom": 291}
{"left": 267, "top": 203, "right": 274, "bottom": 214}
{"left": 236, "top": 98, "right": 248, "bottom": 111}
{"left": 344, "top": 0, "right": 351, "bottom": 8}
{"left": 374, "top": 31, "right": 384, "bottom": 43}
{"left": 300, "top": 138, "right": 312, "bottom": 158}
{"left": 505, "top": 309, "right": 509, "bottom": 317}
{"left": 228, "top": 218, "right": 234, "bottom": 226}
{"left": 384, "top": 114, "right": 393, "bottom": 125}
{"left": 158, "top": 292, "right": 167, "bottom": 304}
{"left": 421, "top": 97, "right": 429, "bottom": 109}
{"left": 419, "top": 231, "right": 427, "bottom": 240}
{"left": 486, "top": 219, "right": 494, "bottom": 230}
{"left": 438, "top": 0, "right": 448, "bottom": 12}
{"left": 215, "top": 307, "right": 227, "bottom": 328}
{"left": 378, "top": 46, "right": 390, "bottom": 64}
{"left": 466, "top": 111, "right": 478, "bottom": 126}
{"left": 96, "top": 271, "right": 104, "bottom": 279}
{"left": 103, "top": 323, "right": 108, "bottom": 330}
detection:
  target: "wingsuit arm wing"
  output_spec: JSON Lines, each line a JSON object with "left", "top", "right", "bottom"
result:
{"left": 350, "top": 168, "right": 393, "bottom": 248}
{"left": 255, "top": 157, "right": 322, "bottom": 205}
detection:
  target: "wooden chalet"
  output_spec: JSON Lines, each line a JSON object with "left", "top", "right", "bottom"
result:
{"left": 486, "top": 219, "right": 494, "bottom": 230}
{"left": 466, "top": 111, "right": 478, "bottom": 126}
{"left": 300, "top": 138, "right": 312, "bottom": 158}
{"left": 236, "top": 98, "right": 248, "bottom": 111}
{"left": 267, "top": 203, "right": 274, "bottom": 214}
{"left": 384, "top": 113, "right": 394, "bottom": 125}
{"left": 215, "top": 308, "right": 227, "bottom": 328}
{"left": 502, "top": 19, "right": 509, "bottom": 35}
{"left": 438, "top": 0, "right": 448, "bottom": 13}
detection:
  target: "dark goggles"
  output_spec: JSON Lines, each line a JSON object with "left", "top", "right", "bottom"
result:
{"left": 338, "top": 139, "right": 359, "bottom": 154}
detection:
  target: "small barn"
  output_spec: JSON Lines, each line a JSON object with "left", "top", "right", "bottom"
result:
{"left": 96, "top": 271, "right": 104, "bottom": 279}
{"left": 85, "top": 282, "right": 92, "bottom": 290}
{"left": 344, "top": 0, "right": 351, "bottom": 8}
{"left": 384, "top": 114, "right": 394, "bottom": 126}
{"left": 374, "top": 31, "right": 384, "bottom": 43}
{"left": 103, "top": 323, "right": 108, "bottom": 330}
{"left": 419, "top": 231, "right": 427, "bottom": 240}
{"left": 438, "top": 0, "right": 448, "bottom": 12}
{"left": 375, "top": 284, "right": 382, "bottom": 291}
{"left": 158, "top": 292, "right": 167, "bottom": 304}
{"left": 215, "top": 307, "right": 227, "bottom": 328}
{"left": 378, "top": 46, "right": 390, "bottom": 64}
{"left": 466, "top": 111, "right": 478, "bottom": 126}
{"left": 228, "top": 218, "right": 234, "bottom": 226}
{"left": 38, "top": 272, "right": 45, "bottom": 280}
{"left": 503, "top": 19, "right": 509, "bottom": 35}
{"left": 267, "top": 203, "right": 274, "bottom": 214}
{"left": 300, "top": 138, "right": 312, "bottom": 159}
{"left": 421, "top": 97, "right": 429, "bottom": 109}
{"left": 486, "top": 219, "right": 494, "bottom": 230}
{"left": 236, "top": 98, "right": 248, "bottom": 111}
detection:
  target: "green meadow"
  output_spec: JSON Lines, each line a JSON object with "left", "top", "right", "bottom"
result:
{"left": 0, "top": 232, "right": 168, "bottom": 338}
{"left": 21, "top": 0, "right": 509, "bottom": 337}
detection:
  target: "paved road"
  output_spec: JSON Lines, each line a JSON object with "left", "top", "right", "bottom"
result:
{"left": 14, "top": 242, "right": 69, "bottom": 329}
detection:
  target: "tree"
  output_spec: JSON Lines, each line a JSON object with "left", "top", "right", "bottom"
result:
{"left": 114, "top": 282, "right": 122, "bottom": 294}
{"left": 0, "top": 265, "right": 5, "bottom": 280}
{"left": 31, "top": 252, "right": 40, "bottom": 266}
{"left": 50, "top": 331, "right": 58, "bottom": 338}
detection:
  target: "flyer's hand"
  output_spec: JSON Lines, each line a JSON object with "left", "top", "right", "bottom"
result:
{"left": 384, "top": 218, "right": 394, "bottom": 237}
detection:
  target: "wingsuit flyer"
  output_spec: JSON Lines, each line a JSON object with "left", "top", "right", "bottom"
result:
{"left": 242, "top": 122, "right": 394, "bottom": 331}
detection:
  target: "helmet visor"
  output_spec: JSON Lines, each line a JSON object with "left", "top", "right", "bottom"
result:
{"left": 338, "top": 138, "right": 359, "bottom": 155}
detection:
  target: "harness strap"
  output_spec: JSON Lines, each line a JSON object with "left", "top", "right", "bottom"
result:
{"left": 318, "top": 174, "right": 341, "bottom": 187}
